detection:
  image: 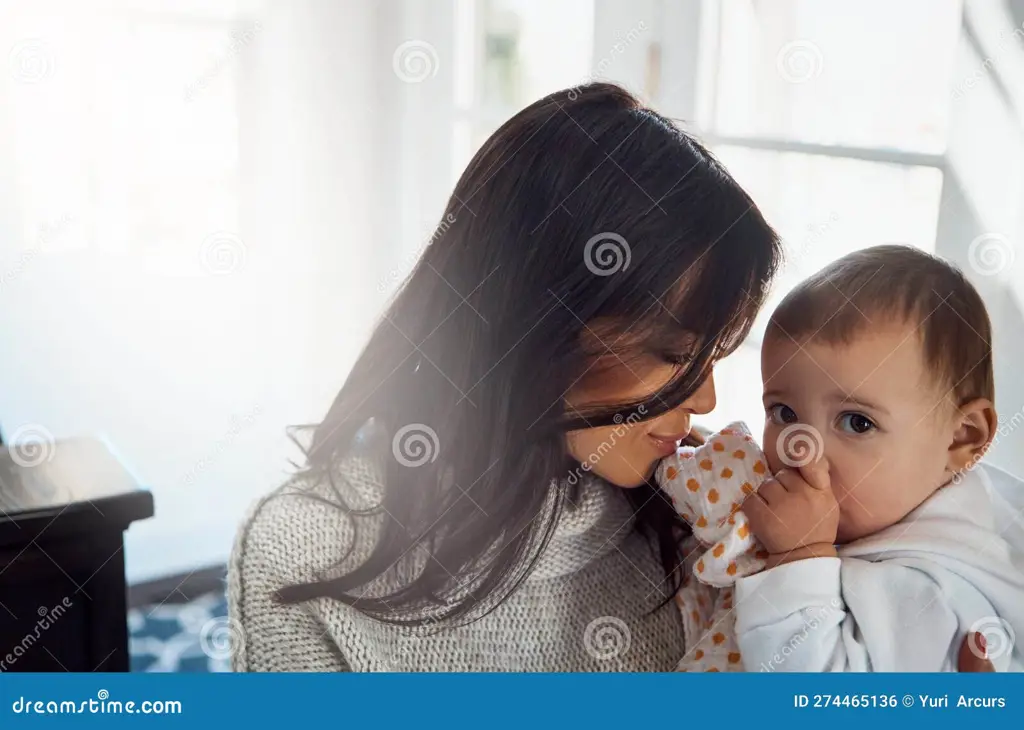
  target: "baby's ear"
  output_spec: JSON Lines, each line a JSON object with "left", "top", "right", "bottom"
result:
{"left": 947, "top": 398, "right": 996, "bottom": 473}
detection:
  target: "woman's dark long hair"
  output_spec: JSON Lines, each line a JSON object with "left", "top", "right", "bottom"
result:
{"left": 277, "top": 83, "right": 782, "bottom": 623}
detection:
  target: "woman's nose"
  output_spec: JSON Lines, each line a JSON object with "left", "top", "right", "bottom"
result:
{"left": 683, "top": 371, "right": 717, "bottom": 415}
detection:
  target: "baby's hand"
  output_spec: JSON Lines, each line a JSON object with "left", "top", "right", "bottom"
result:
{"left": 742, "top": 460, "right": 839, "bottom": 564}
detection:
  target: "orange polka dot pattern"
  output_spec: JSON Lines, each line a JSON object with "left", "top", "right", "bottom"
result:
{"left": 655, "top": 421, "right": 770, "bottom": 589}
{"left": 676, "top": 582, "right": 745, "bottom": 672}
{"left": 656, "top": 421, "right": 775, "bottom": 673}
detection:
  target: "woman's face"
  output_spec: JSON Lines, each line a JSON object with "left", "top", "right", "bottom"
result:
{"left": 565, "top": 355, "right": 717, "bottom": 488}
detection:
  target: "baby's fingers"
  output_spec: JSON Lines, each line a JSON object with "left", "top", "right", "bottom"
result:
{"left": 756, "top": 476, "right": 788, "bottom": 504}
{"left": 799, "top": 458, "right": 831, "bottom": 492}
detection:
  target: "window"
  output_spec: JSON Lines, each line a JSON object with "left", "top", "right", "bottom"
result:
{"left": 703, "top": 0, "right": 962, "bottom": 153}
{"left": 451, "top": 0, "right": 595, "bottom": 184}
{"left": 4, "top": 1, "right": 251, "bottom": 275}
{"left": 693, "top": 0, "right": 962, "bottom": 428}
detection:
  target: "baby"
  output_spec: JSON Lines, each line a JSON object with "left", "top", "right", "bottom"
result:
{"left": 658, "top": 244, "right": 1024, "bottom": 672}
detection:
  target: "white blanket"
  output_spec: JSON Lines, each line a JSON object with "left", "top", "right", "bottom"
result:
{"left": 734, "top": 464, "right": 1024, "bottom": 671}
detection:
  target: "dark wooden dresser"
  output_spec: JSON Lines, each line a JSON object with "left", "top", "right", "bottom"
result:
{"left": 0, "top": 438, "right": 153, "bottom": 672}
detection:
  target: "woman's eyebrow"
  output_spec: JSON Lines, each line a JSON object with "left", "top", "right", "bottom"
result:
{"left": 762, "top": 389, "right": 787, "bottom": 402}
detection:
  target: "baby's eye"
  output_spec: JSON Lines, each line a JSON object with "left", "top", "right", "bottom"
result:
{"left": 838, "top": 412, "right": 876, "bottom": 434}
{"left": 767, "top": 404, "right": 798, "bottom": 425}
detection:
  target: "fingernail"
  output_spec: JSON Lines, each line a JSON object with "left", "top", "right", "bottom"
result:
{"left": 976, "top": 632, "right": 988, "bottom": 658}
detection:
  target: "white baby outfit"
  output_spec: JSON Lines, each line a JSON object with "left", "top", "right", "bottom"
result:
{"left": 655, "top": 421, "right": 769, "bottom": 672}
{"left": 658, "top": 421, "right": 1024, "bottom": 673}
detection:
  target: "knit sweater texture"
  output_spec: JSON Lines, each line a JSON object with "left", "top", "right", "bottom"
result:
{"left": 228, "top": 454, "right": 687, "bottom": 671}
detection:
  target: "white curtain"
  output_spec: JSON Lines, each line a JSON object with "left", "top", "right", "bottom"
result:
{"left": 0, "top": 0, "right": 394, "bottom": 581}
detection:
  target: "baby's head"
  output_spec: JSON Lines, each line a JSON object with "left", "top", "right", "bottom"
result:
{"left": 762, "top": 245, "right": 996, "bottom": 544}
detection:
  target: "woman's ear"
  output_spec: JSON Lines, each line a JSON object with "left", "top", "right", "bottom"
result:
{"left": 947, "top": 398, "right": 997, "bottom": 473}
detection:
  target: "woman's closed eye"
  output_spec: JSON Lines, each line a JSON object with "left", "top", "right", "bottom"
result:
{"left": 766, "top": 403, "right": 798, "bottom": 425}
{"left": 660, "top": 350, "right": 696, "bottom": 367}
{"left": 837, "top": 411, "right": 877, "bottom": 435}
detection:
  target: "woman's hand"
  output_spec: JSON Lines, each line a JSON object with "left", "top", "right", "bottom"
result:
{"left": 958, "top": 632, "right": 995, "bottom": 672}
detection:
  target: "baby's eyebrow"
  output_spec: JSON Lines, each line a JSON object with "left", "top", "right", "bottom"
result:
{"left": 828, "top": 390, "right": 890, "bottom": 415}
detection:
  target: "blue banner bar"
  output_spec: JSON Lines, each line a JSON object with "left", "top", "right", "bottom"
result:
{"left": 0, "top": 674, "right": 1021, "bottom": 728}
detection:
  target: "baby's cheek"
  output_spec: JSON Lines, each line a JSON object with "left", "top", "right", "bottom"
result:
{"left": 761, "top": 425, "right": 784, "bottom": 473}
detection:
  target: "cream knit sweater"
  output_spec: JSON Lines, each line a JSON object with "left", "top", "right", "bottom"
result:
{"left": 228, "top": 454, "right": 687, "bottom": 672}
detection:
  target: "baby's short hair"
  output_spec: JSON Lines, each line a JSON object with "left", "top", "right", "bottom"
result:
{"left": 767, "top": 244, "right": 994, "bottom": 404}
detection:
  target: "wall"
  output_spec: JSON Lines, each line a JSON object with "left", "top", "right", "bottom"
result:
{"left": 938, "top": 0, "right": 1024, "bottom": 476}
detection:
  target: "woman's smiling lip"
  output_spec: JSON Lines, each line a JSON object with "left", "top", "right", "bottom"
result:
{"left": 648, "top": 428, "right": 691, "bottom": 456}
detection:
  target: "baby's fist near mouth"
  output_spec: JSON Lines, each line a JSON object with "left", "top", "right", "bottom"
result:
{"left": 742, "top": 459, "right": 839, "bottom": 566}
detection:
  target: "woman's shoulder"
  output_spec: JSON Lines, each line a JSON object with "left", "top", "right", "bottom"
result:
{"left": 228, "top": 455, "right": 393, "bottom": 671}
{"left": 230, "top": 454, "right": 387, "bottom": 590}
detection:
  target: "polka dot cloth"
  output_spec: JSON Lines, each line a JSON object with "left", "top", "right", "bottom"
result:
{"left": 656, "top": 421, "right": 772, "bottom": 672}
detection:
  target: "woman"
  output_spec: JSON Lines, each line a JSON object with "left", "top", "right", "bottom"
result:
{"left": 229, "top": 83, "right": 992, "bottom": 672}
